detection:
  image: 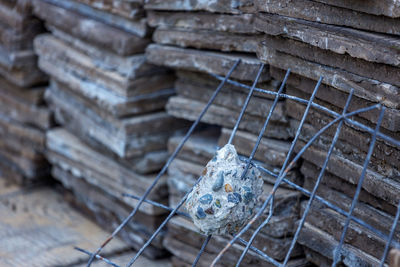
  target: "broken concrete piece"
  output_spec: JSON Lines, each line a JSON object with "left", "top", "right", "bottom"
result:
{"left": 186, "top": 144, "right": 263, "bottom": 235}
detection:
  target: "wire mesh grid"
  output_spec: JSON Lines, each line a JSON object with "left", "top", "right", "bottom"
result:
{"left": 75, "top": 59, "right": 400, "bottom": 267}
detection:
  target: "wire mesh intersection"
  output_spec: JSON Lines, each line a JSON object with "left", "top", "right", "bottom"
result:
{"left": 77, "top": 60, "right": 400, "bottom": 267}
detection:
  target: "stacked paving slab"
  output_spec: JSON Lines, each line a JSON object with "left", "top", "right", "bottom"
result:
{"left": 145, "top": 1, "right": 309, "bottom": 266}
{"left": 33, "top": 0, "right": 187, "bottom": 258}
{"left": 254, "top": 0, "right": 400, "bottom": 265}
{"left": 0, "top": 0, "right": 51, "bottom": 185}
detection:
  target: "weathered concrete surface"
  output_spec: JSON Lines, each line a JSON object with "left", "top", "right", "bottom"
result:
{"left": 165, "top": 216, "right": 306, "bottom": 266}
{"left": 45, "top": 84, "right": 184, "bottom": 158}
{"left": 167, "top": 96, "right": 292, "bottom": 140}
{"left": 0, "top": 0, "right": 37, "bottom": 31}
{"left": 75, "top": 0, "right": 144, "bottom": 20}
{"left": 176, "top": 70, "right": 280, "bottom": 100}
{"left": 262, "top": 35, "right": 400, "bottom": 88}
{"left": 51, "top": 80, "right": 172, "bottom": 118}
{"left": 33, "top": 1, "right": 149, "bottom": 55}
{"left": 36, "top": 0, "right": 148, "bottom": 37}
{"left": 287, "top": 101, "right": 400, "bottom": 172}
{"left": 295, "top": 139, "right": 400, "bottom": 207}
{"left": 301, "top": 201, "right": 391, "bottom": 262}
{"left": 0, "top": 21, "right": 43, "bottom": 51}
{"left": 255, "top": 0, "right": 400, "bottom": 35}
{"left": 35, "top": 35, "right": 174, "bottom": 98}
{"left": 175, "top": 75, "right": 286, "bottom": 121}
{"left": 146, "top": 44, "right": 270, "bottom": 82}
{"left": 255, "top": 13, "right": 400, "bottom": 67}
{"left": 0, "top": 179, "right": 129, "bottom": 267}
{"left": 0, "top": 134, "right": 49, "bottom": 179}
{"left": 53, "top": 167, "right": 168, "bottom": 259}
{"left": 147, "top": 11, "right": 256, "bottom": 34}
{"left": 145, "top": 0, "right": 256, "bottom": 14}
{"left": 298, "top": 223, "right": 383, "bottom": 266}
{"left": 168, "top": 128, "right": 219, "bottom": 166}
{"left": 47, "top": 128, "right": 168, "bottom": 214}
{"left": 272, "top": 67, "right": 400, "bottom": 132}
{"left": 0, "top": 48, "right": 45, "bottom": 87}
{"left": 312, "top": 0, "right": 400, "bottom": 18}
{"left": 0, "top": 81, "right": 51, "bottom": 130}
{"left": 153, "top": 28, "right": 260, "bottom": 53}
{"left": 49, "top": 29, "right": 166, "bottom": 79}
{"left": 302, "top": 160, "right": 398, "bottom": 219}
{"left": 0, "top": 114, "right": 45, "bottom": 151}
{"left": 258, "top": 47, "right": 400, "bottom": 109}
{"left": 218, "top": 128, "right": 291, "bottom": 167}
{"left": 218, "top": 128, "right": 302, "bottom": 187}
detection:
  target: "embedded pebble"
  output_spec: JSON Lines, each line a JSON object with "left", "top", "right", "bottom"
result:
{"left": 185, "top": 144, "right": 264, "bottom": 235}
{"left": 196, "top": 207, "right": 206, "bottom": 219}
{"left": 199, "top": 194, "right": 213, "bottom": 204}
{"left": 205, "top": 207, "right": 215, "bottom": 215}
{"left": 214, "top": 199, "right": 221, "bottom": 208}
{"left": 212, "top": 172, "right": 224, "bottom": 191}
{"left": 224, "top": 183, "right": 233, "bottom": 192}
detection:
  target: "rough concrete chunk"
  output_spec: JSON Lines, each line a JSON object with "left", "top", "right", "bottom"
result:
{"left": 186, "top": 144, "right": 264, "bottom": 235}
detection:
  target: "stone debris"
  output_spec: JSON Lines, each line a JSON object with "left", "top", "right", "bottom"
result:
{"left": 186, "top": 144, "right": 263, "bottom": 235}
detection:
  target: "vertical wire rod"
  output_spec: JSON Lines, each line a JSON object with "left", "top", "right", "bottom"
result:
{"left": 211, "top": 76, "right": 323, "bottom": 267}
{"left": 192, "top": 235, "right": 212, "bottom": 267}
{"left": 282, "top": 89, "right": 354, "bottom": 266}
{"left": 238, "top": 68, "right": 290, "bottom": 180}
{"left": 126, "top": 176, "right": 204, "bottom": 266}
{"left": 232, "top": 68, "right": 291, "bottom": 267}
{"left": 332, "top": 106, "right": 386, "bottom": 266}
{"left": 85, "top": 59, "right": 241, "bottom": 266}
{"left": 380, "top": 200, "right": 400, "bottom": 267}
{"left": 231, "top": 76, "right": 323, "bottom": 267}
{"left": 227, "top": 63, "right": 265, "bottom": 145}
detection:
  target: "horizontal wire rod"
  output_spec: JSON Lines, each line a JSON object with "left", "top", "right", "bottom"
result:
{"left": 228, "top": 63, "right": 265, "bottom": 144}
{"left": 212, "top": 74, "right": 400, "bottom": 148}
{"left": 282, "top": 89, "right": 354, "bottom": 267}
{"left": 332, "top": 107, "right": 386, "bottom": 267}
{"left": 211, "top": 94, "right": 381, "bottom": 266}
{"left": 380, "top": 200, "right": 400, "bottom": 267}
{"left": 85, "top": 59, "right": 241, "bottom": 267}
{"left": 231, "top": 76, "right": 323, "bottom": 267}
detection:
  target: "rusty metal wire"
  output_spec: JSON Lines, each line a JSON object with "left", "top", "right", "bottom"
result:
{"left": 76, "top": 60, "right": 400, "bottom": 267}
